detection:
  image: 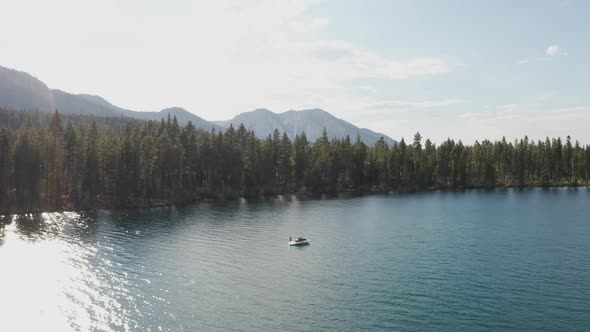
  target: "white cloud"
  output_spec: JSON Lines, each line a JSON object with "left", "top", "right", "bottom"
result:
{"left": 0, "top": 0, "right": 452, "bottom": 123}
{"left": 457, "top": 103, "right": 590, "bottom": 143}
{"left": 518, "top": 59, "right": 529, "bottom": 64}
{"left": 330, "top": 95, "right": 466, "bottom": 135}
{"left": 288, "top": 17, "right": 329, "bottom": 33}
{"left": 546, "top": 44, "right": 560, "bottom": 56}
{"left": 364, "top": 99, "right": 465, "bottom": 111}
{"left": 358, "top": 85, "right": 377, "bottom": 93}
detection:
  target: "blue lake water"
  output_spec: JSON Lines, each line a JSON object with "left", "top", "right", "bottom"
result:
{"left": 1, "top": 188, "right": 589, "bottom": 331}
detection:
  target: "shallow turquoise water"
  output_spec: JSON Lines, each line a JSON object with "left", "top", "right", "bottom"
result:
{"left": 1, "top": 188, "right": 589, "bottom": 331}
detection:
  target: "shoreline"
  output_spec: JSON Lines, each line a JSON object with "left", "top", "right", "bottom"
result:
{"left": 2, "top": 183, "right": 588, "bottom": 218}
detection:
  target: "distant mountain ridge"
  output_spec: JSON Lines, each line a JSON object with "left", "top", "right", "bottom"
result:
{"left": 0, "top": 65, "right": 56, "bottom": 111}
{"left": 0, "top": 65, "right": 395, "bottom": 145}
{"left": 0, "top": 65, "right": 223, "bottom": 132}
{"left": 220, "top": 108, "right": 396, "bottom": 146}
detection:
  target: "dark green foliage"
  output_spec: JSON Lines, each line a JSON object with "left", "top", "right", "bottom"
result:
{"left": 0, "top": 108, "right": 589, "bottom": 214}
{"left": 0, "top": 127, "right": 10, "bottom": 212}
{"left": 13, "top": 119, "right": 42, "bottom": 211}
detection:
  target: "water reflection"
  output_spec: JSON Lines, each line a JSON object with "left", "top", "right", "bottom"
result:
{"left": 1, "top": 190, "right": 590, "bottom": 331}
{"left": 0, "top": 212, "right": 134, "bottom": 332}
{"left": 0, "top": 217, "right": 7, "bottom": 247}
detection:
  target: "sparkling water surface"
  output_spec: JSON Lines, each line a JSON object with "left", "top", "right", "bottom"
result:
{"left": 1, "top": 188, "right": 589, "bottom": 331}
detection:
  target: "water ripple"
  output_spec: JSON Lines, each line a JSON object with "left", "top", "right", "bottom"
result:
{"left": 0, "top": 189, "right": 589, "bottom": 331}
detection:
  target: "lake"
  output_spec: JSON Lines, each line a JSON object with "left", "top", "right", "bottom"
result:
{"left": 1, "top": 188, "right": 590, "bottom": 331}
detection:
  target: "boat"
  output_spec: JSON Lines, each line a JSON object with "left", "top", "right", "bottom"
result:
{"left": 288, "top": 237, "right": 310, "bottom": 246}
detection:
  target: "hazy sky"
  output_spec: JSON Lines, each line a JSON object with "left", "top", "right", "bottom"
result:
{"left": 1, "top": 0, "right": 589, "bottom": 143}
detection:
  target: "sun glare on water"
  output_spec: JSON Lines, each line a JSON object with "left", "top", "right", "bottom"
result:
{"left": 0, "top": 212, "right": 133, "bottom": 332}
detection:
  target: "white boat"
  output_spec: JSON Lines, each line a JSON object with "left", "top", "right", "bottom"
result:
{"left": 288, "top": 237, "right": 310, "bottom": 246}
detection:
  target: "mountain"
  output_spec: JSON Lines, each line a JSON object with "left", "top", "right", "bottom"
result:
{"left": 0, "top": 65, "right": 395, "bottom": 144}
{"left": 222, "top": 108, "right": 396, "bottom": 146}
{"left": 51, "top": 89, "right": 125, "bottom": 117}
{"left": 0, "top": 65, "right": 56, "bottom": 111}
{"left": 122, "top": 107, "right": 223, "bottom": 132}
{"left": 0, "top": 65, "right": 223, "bottom": 131}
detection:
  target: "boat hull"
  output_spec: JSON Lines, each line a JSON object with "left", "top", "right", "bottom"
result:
{"left": 288, "top": 240, "right": 310, "bottom": 246}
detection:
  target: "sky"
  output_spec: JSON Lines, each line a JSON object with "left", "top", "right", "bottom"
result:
{"left": 1, "top": 0, "right": 589, "bottom": 143}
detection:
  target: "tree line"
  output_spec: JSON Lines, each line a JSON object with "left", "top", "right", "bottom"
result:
{"left": 0, "top": 108, "right": 589, "bottom": 214}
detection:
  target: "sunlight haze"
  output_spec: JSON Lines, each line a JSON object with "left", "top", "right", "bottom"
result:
{"left": 1, "top": 0, "right": 589, "bottom": 143}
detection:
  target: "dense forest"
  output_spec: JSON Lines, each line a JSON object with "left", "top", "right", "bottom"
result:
{"left": 0, "top": 108, "right": 589, "bottom": 214}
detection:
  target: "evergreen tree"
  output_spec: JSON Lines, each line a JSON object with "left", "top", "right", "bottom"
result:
{"left": 63, "top": 122, "right": 79, "bottom": 203}
{"left": 13, "top": 119, "right": 42, "bottom": 211}
{"left": 47, "top": 111, "right": 65, "bottom": 208}
{"left": 1, "top": 107, "right": 589, "bottom": 213}
{"left": 0, "top": 128, "right": 10, "bottom": 213}
{"left": 293, "top": 132, "right": 310, "bottom": 189}
{"left": 82, "top": 121, "right": 100, "bottom": 203}
{"left": 278, "top": 132, "right": 292, "bottom": 191}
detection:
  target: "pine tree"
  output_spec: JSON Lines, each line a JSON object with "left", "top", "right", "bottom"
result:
{"left": 293, "top": 132, "right": 310, "bottom": 190}
{"left": 63, "top": 122, "right": 79, "bottom": 203}
{"left": 278, "top": 132, "right": 292, "bottom": 191}
{"left": 13, "top": 119, "right": 42, "bottom": 212}
{"left": 82, "top": 121, "right": 100, "bottom": 203}
{"left": 2, "top": 107, "right": 590, "bottom": 213}
{"left": 47, "top": 111, "right": 64, "bottom": 209}
{"left": 0, "top": 128, "right": 10, "bottom": 213}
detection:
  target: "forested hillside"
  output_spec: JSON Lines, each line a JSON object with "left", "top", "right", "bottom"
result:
{"left": 0, "top": 108, "right": 589, "bottom": 214}
{"left": 0, "top": 65, "right": 224, "bottom": 131}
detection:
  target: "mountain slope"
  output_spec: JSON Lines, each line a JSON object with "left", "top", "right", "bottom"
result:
{"left": 224, "top": 108, "right": 396, "bottom": 146}
{"left": 0, "top": 65, "right": 222, "bottom": 131}
{"left": 51, "top": 89, "right": 125, "bottom": 117}
{"left": 0, "top": 65, "right": 56, "bottom": 111}
{"left": 123, "top": 107, "right": 224, "bottom": 132}
{"left": 0, "top": 65, "right": 394, "bottom": 143}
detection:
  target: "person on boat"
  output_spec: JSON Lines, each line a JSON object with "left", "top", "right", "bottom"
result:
{"left": 290, "top": 236, "right": 292, "bottom": 242}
